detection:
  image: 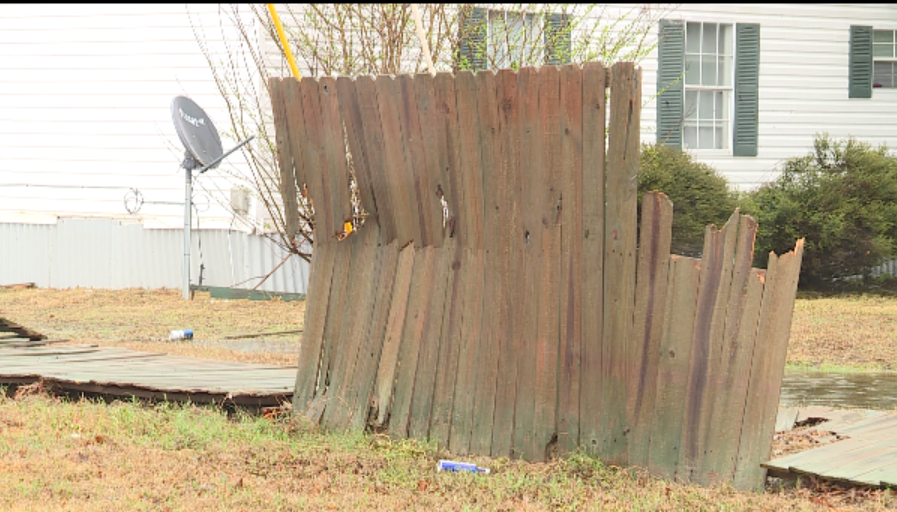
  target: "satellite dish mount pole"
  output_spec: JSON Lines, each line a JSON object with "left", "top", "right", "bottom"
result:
{"left": 182, "top": 152, "right": 198, "bottom": 300}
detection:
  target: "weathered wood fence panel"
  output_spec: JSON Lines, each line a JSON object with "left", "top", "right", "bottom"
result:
{"left": 269, "top": 62, "right": 804, "bottom": 491}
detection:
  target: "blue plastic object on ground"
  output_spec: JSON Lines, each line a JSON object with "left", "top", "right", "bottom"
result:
{"left": 436, "top": 460, "right": 490, "bottom": 474}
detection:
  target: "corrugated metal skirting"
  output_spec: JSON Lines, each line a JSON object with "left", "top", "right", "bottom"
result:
{"left": 0, "top": 219, "right": 309, "bottom": 294}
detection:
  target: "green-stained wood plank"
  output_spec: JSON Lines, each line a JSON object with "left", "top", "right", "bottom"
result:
{"left": 579, "top": 61, "right": 607, "bottom": 458}
{"left": 734, "top": 239, "right": 805, "bottom": 491}
{"left": 818, "top": 442, "right": 897, "bottom": 483}
{"left": 688, "top": 211, "right": 741, "bottom": 485}
{"left": 397, "top": 74, "right": 432, "bottom": 248}
{"left": 512, "top": 66, "right": 542, "bottom": 461}
{"left": 375, "top": 75, "right": 416, "bottom": 248}
{"left": 408, "top": 247, "right": 453, "bottom": 440}
{"left": 429, "top": 239, "right": 464, "bottom": 447}
{"left": 297, "top": 77, "right": 333, "bottom": 240}
{"left": 371, "top": 243, "right": 416, "bottom": 427}
{"left": 532, "top": 64, "right": 562, "bottom": 462}
{"left": 335, "top": 76, "right": 377, "bottom": 218}
{"left": 599, "top": 61, "right": 641, "bottom": 466}
{"left": 413, "top": 73, "right": 446, "bottom": 248}
{"left": 626, "top": 191, "right": 673, "bottom": 469}
{"left": 703, "top": 217, "right": 763, "bottom": 485}
{"left": 268, "top": 78, "right": 300, "bottom": 240}
{"left": 557, "top": 63, "right": 583, "bottom": 455}
{"left": 355, "top": 76, "right": 396, "bottom": 242}
{"left": 647, "top": 256, "right": 701, "bottom": 479}
{"left": 318, "top": 76, "right": 353, "bottom": 237}
{"left": 470, "top": 69, "right": 502, "bottom": 456}
{"left": 491, "top": 67, "right": 523, "bottom": 458}
{"left": 450, "top": 248, "right": 485, "bottom": 456}
{"left": 387, "top": 246, "right": 436, "bottom": 438}
{"left": 293, "top": 240, "right": 336, "bottom": 413}
{"left": 454, "top": 71, "right": 485, "bottom": 250}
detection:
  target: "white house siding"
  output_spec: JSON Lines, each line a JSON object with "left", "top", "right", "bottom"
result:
{"left": 0, "top": 4, "right": 263, "bottom": 229}
{"left": 626, "top": 3, "right": 897, "bottom": 190}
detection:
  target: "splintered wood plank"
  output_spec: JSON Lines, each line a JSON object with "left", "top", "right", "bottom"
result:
{"left": 355, "top": 76, "right": 395, "bottom": 242}
{"left": 321, "top": 229, "right": 381, "bottom": 431}
{"left": 491, "top": 68, "right": 523, "bottom": 458}
{"left": 647, "top": 256, "right": 701, "bottom": 479}
{"left": 689, "top": 211, "right": 742, "bottom": 485}
{"left": 434, "top": 72, "right": 464, "bottom": 245}
{"left": 454, "top": 71, "right": 484, "bottom": 250}
{"left": 313, "top": 236, "right": 354, "bottom": 414}
{"left": 470, "top": 69, "right": 502, "bottom": 456}
{"left": 579, "top": 61, "right": 607, "bottom": 458}
{"left": 512, "top": 66, "right": 542, "bottom": 461}
{"left": 318, "top": 77, "right": 353, "bottom": 237}
{"left": 298, "top": 77, "right": 333, "bottom": 239}
{"left": 557, "top": 63, "right": 583, "bottom": 456}
{"left": 598, "top": 61, "right": 641, "bottom": 467}
{"left": 450, "top": 248, "right": 485, "bottom": 456}
{"left": 397, "top": 74, "right": 431, "bottom": 248}
{"left": 703, "top": 218, "right": 763, "bottom": 485}
{"left": 318, "top": 232, "right": 369, "bottom": 429}
{"left": 293, "top": 240, "right": 336, "bottom": 412}
{"left": 531, "top": 65, "right": 562, "bottom": 462}
{"left": 734, "top": 239, "right": 805, "bottom": 491}
{"left": 677, "top": 224, "right": 723, "bottom": 480}
{"left": 336, "top": 76, "right": 377, "bottom": 218}
{"left": 376, "top": 75, "right": 416, "bottom": 248}
{"left": 388, "top": 246, "right": 437, "bottom": 438}
{"left": 413, "top": 73, "right": 446, "bottom": 248}
{"left": 429, "top": 239, "right": 464, "bottom": 447}
{"left": 268, "top": 78, "right": 300, "bottom": 240}
{"left": 408, "top": 247, "right": 453, "bottom": 440}
{"left": 372, "top": 242, "right": 416, "bottom": 427}
{"left": 626, "top": 191, "right": 673, "bottom": 469}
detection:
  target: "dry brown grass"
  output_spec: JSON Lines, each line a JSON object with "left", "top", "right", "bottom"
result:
{"left": 788, "top": 294, "right": 897, "bottom": 371}
{"left": 1, "top": 391, "right": 894, "bottom": 512}
{"left": 0, "top": 287, "right": 304, "bottom": 366}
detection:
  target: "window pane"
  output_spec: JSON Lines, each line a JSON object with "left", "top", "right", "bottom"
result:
{"left": 686, "top": 55, "right": 700, "bottom": 85}
{"left": 715, "top": 124, "right": 729, "bottom": 150}
{"left": 874, "top": 61, "right": 894, "bottom": 88}
{"left": 685, "top": 90, "right": 698, "bottom": 120}
{"left": 699, "top": 90, "right": 714, "bottom": 120}
{"left": 874, "top": 43, "right": 894, "bottom": 59}
{"left": 718, "top": 56, "right": 733, "bottom": 86}
{"left": 715, "top": 91, "right": 728, "bottom": 121}
{"left": 686, "top": 22, "right": 701, "bottom": 54}
{"left": 699, "top": 125, "right": 714, "bottom": 149}
{"left": 718, "top": 24, "right": 733, "bottom": 55}
{"left": 702, "top": 56, "right": 717, "bottom": 86}
{"left": 683, "top": 123, "right": 698, "bottom": 149}
{"left": 702, "top": 23, "right": 717, "bottom": 54}
{"left": 874, "top": 30, "right": 894, "bottom": 43}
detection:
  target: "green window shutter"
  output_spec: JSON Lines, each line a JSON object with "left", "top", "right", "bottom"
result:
{"left": 545, "top": 13, "right": 571, "bottom": 65}
{"left": 459, "top": 6, "right": 487, "bottom": 72}
{"left": 849, "top": 25, "right": 873, "bottom": 99}
{"left": 656, "top": 19, "right": 684, "bottom": 148}
{"left": 733, "top": 23, "right": 760, "bottom": 157}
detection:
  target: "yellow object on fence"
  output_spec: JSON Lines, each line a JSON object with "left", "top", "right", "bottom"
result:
{"left": 267, "top": 4, "right": 301, "bottom": 81}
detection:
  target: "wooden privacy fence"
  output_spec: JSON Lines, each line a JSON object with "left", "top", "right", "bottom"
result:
{"left": 269, "top": 62, "right": 804, "bottom": 491}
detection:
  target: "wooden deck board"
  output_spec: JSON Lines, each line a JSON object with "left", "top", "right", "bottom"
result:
{"left": 0, "top": 345, "right": 297, "bottom": 405}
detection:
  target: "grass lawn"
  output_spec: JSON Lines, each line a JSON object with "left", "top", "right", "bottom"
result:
{"left": 1, "top": 287, "right": 896, "bottom": 510}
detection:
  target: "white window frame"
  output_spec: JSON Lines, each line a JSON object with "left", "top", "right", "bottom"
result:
{"left": 872, "top": 28, "right": 897, "bottom": 90}
{"left": 682, "top": 21, "right": 736, "bottom": 156}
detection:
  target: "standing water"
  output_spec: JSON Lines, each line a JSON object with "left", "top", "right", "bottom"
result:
{"left": 780, "top": 371, "right": 897, "bottom": 410}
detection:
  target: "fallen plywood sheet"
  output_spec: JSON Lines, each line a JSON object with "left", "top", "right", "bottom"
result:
{"left": 0, "top": 344, "right": 296, "bottom": 407}
{"left": 0, "top": 316, "right": 45, "bottom": 341}
{"left": 765, "top": 409, "right": 897, "bottom": 488}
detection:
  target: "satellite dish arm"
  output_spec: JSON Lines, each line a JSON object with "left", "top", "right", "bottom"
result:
{"left": 197, "top": 136, "right": 255, "bottom": 175}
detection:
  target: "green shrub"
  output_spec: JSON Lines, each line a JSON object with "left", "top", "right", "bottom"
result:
{"left": 743, "top": 135, "right": 897, "bottom": 288}
{"left": 638, "top": 143, "right": 738, "bottom": 257}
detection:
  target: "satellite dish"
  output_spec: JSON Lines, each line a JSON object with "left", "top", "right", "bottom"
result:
{"left": 171, "top": 96, "right": 223, "bottom": 171}
{"left": 169, "top": 96, "right": 255, "bottom": 300}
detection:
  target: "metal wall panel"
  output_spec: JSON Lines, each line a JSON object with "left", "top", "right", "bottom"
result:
{"left": 0, "top": 219, "right": 309, "bottom": 294}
